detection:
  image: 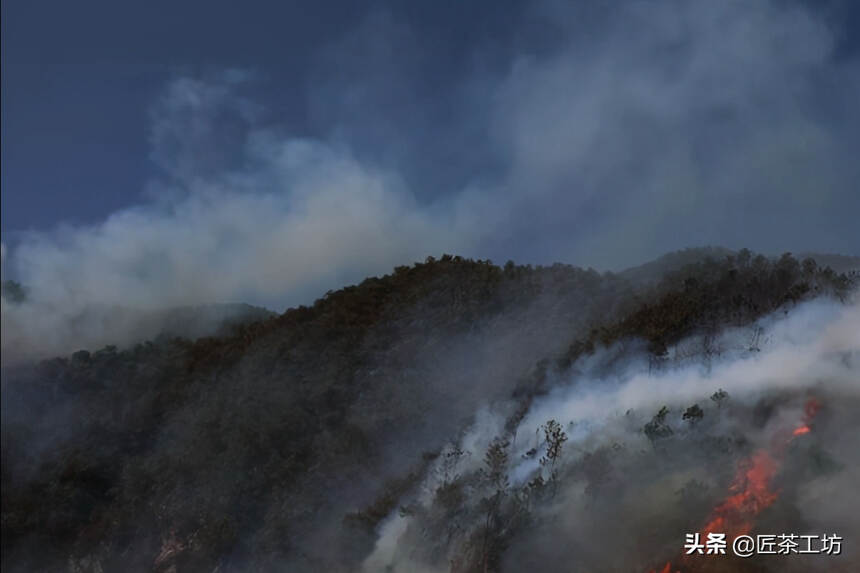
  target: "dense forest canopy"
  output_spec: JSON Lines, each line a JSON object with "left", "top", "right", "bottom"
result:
{"left": 1, "top": 249, "right": 857, "bottom": 572}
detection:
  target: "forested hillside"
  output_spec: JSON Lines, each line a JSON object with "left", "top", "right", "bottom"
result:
{"left": 1, "top": 250, "right": 856, "bottom": 572}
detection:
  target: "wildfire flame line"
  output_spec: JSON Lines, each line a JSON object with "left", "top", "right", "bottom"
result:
{"left": 648, "top": 397, "right": 820, "bottom": 573}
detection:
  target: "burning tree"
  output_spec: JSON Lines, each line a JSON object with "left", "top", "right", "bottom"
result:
{"left": 648, "top": 397, "right": 824, "bottom": 573}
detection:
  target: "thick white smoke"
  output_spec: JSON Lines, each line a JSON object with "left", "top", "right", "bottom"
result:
{"left": 516, "top": 298, "right": 859, "bottom": 443}
{"left": 363, "top": 296, "right": 860, "bottom": 571}
{"left": 1, "top": 76, "right": 483, "bottom": 362}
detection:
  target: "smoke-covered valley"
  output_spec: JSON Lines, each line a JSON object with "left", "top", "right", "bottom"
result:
{"left": 2, "top": 251, "right": 858, "bottom": 572}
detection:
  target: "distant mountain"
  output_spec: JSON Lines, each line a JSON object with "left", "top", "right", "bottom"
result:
{"left": 620, "top": 246, "right": 859, "bottom": 285}
{"left": 1, "top": 298, "right": 275, "bottom": 364}
{"left": 796, "top": 252, "right": 860, "bottom": 274}
{"left": 619, "top": 246, "right": 735, "bottom": 284}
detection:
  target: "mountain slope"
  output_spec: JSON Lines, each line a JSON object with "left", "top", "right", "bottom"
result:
{"left": 1, "top": 252, "right": 855, "bottom": 572}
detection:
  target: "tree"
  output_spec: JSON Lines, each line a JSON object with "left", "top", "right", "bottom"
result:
{"left": 483, "top": 438, "right": 510, "bottom": 494}
{"left": 710, "top": 389, "right": 729, "bottom": 408}
{"left": 682, "top": 404, "right": 704, "bottom": 424}
{"left": 479, "top": 438, "right": 510, "bottom": 572}
{"left": 747, "top": 326, "right": 764, "bottom": 352}
{"left": 644, "top": 406, "right": 674, "bottom": 442}
{"left": 436, "top": 441, "right": 468, "bottom": 488}
{"left": 1, "top": 280, "right": 27, "bottom": 304}
{"left": 540, "top": 419, "right": 568, "bottom": 492}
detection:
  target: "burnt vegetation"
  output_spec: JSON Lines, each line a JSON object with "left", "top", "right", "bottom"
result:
{"left": 1, "top": 250, "right": 854, "bottom": 572}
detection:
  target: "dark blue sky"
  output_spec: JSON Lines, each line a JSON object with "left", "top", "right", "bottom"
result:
{"left": 2, "top": 1, "right": 354, "bottom": 230}
{"left": 1, "top": 0, "right": 530, "bottom": 232}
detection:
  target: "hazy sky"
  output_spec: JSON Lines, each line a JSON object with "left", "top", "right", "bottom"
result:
{"left": 2, "top": 0, "right": 859, "bottom": 309}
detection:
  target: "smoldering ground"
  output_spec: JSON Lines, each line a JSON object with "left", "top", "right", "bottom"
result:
{"left": 364, "top": 296, "right": 860, "bottom": 572}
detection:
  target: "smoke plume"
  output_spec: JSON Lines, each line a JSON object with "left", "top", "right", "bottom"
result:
{"left": 364, "top": 296, "right": 860, "bottom": 572}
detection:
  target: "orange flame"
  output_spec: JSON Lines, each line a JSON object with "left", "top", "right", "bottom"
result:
{"left": 646, "top": 397, "right": 821, "bottom": 572}
{"left": 791, "top": 397, "right": 820, "bottom": 438}
{"left": 699, "top": 397, "right": 820, "bottom": 538}
{"left": 701, "top": 450, "right": 778, "bottom": 538}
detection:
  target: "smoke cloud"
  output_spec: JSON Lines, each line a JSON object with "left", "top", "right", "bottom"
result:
{"left": 1, "top": 73, "right": 479, "bottom": 360}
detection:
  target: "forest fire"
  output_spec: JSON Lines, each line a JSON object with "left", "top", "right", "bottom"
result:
{"left": 792, "top": 397, "right": 821, "bottom": 437}
{"left": 648, "top": 397, "right": 821, "bottom": 573}
{"left": 700, "top": 450, "right": 779, "bottom": 538}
